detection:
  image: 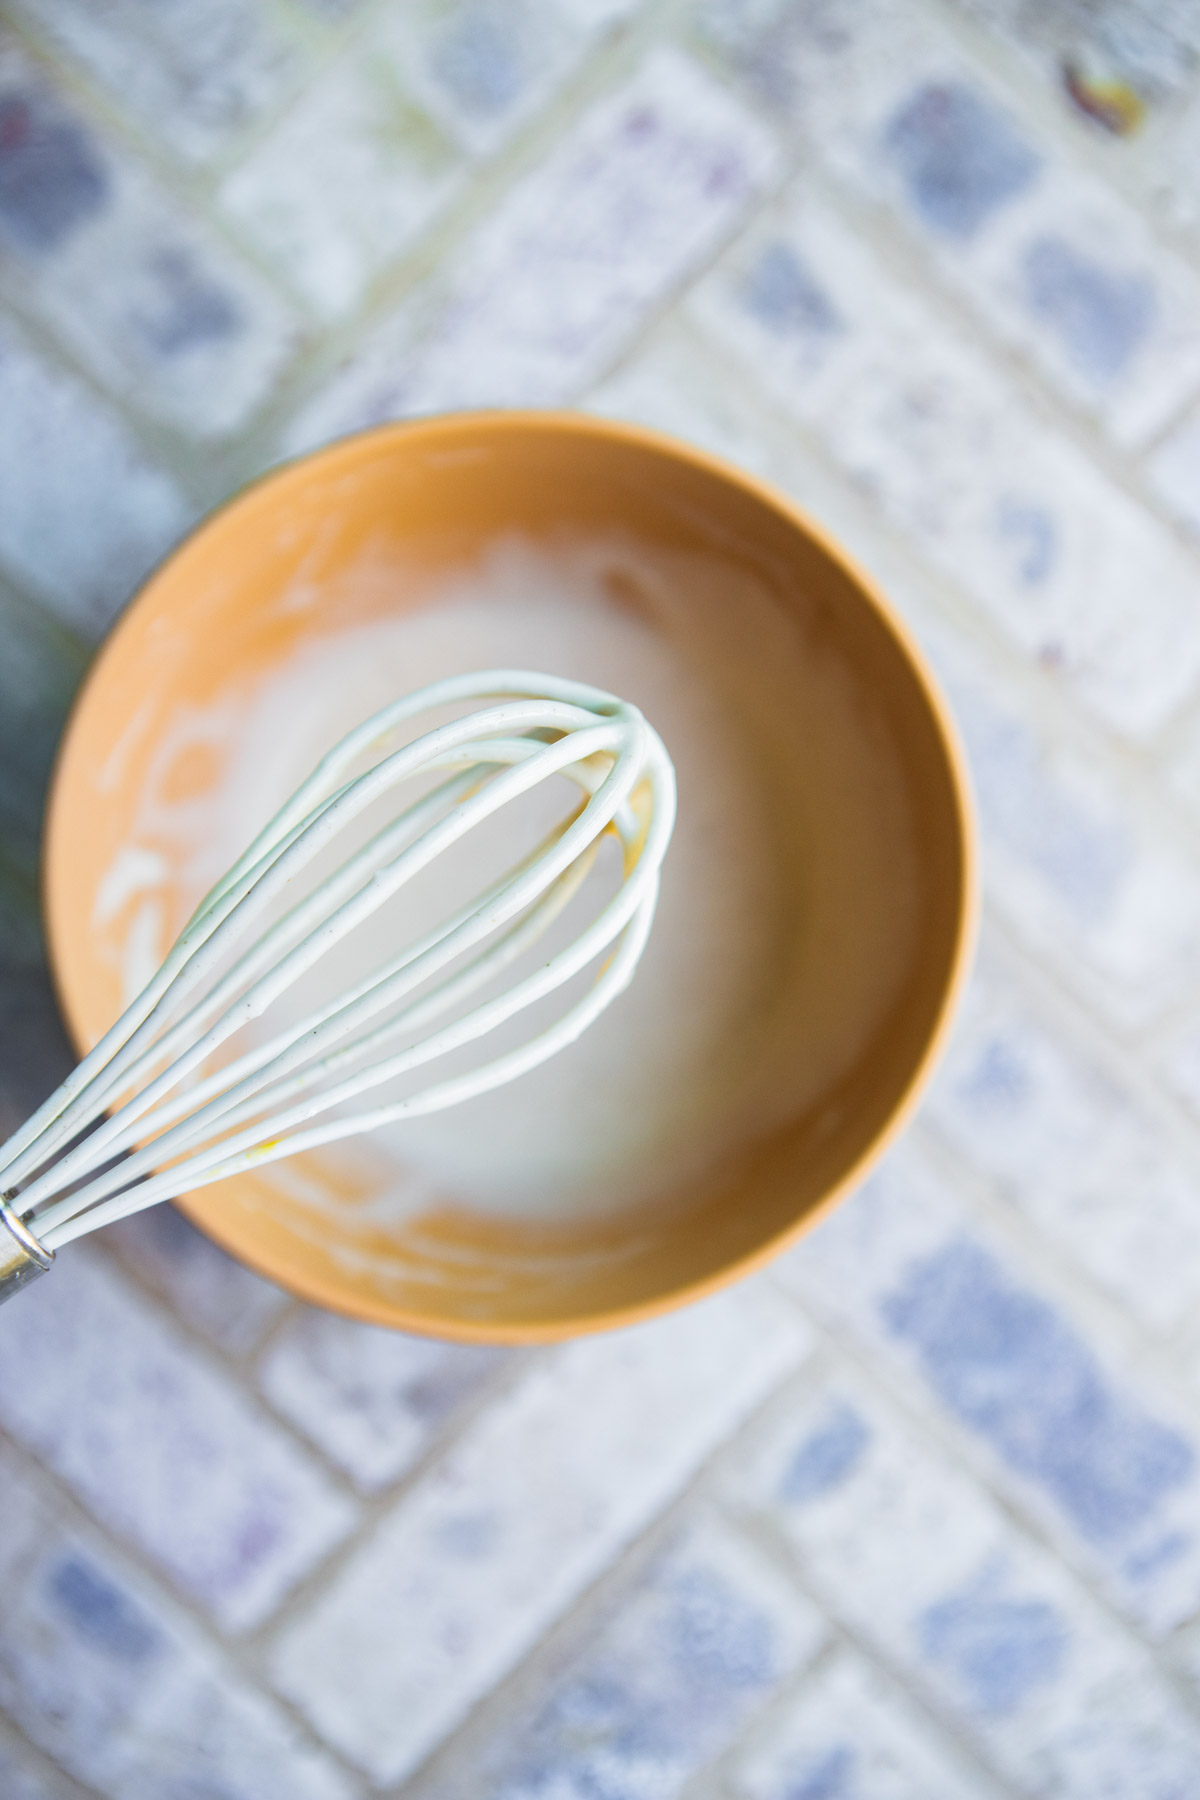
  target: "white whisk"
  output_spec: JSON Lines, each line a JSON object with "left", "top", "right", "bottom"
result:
{"left": 0, "top": 671, "right": 675, "bottom": 1304}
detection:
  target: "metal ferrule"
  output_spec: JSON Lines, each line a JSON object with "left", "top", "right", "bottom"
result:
{"left": 0, "top": 1193, "right": 54, "bottom": 1305}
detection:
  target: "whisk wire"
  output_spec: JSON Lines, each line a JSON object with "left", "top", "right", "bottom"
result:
{"left": 0, "top": 672, "right": 676, "bottom": 1281}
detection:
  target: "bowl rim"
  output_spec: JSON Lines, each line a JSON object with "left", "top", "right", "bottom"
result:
{"left": 42, "top": 407, "right": 979, "bottom": 1341}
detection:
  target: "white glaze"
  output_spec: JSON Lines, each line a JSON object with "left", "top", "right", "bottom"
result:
{"left": 113, "top": 532, "right": 920, "bottom": 1227}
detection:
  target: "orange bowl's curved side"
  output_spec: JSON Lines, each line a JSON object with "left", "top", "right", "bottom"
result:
{"left": 43, "top": 410, "right": 978, "bottom": 1343}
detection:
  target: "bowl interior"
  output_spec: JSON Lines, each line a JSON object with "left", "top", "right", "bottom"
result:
{"left": 44, "top": 414, "right": 973, "bottom": 1340}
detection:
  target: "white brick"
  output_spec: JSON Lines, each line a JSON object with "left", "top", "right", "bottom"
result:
{"left": 1147, "top": 404, "right": 1200, "bottom": 537}
{"left": 104, "top": 1206, "right": 288, "bottom": 1357}
{"left": 431, "top": 1517, "right": 823, "bottom": 1799}
{"left": 1162, "top": 1023, "right": 1200, "bottom": 1145}
{"left": 690, "top": 190, "right": 1200, "bottom": 738}
{"left": 585, "top": 321, "right": 784, "bottom": 477}
{"left": 779, "top": 1129, "right": 1200, "bottom": 1632}
{"left": 220, "top": 37, "right": 464, "bottom": 318}
{"left": 733, "top": 1649, "right": 1005, "bottom": 1800}
{"left": 732, "top": 1368, "right": 1200, "bottom": 1791}
{"left": 1048, "top": 1678, "right": 1200, "bottom": 1800}
{"left": 271, "top": 1282, "right": 809, "bottom": 1784}
{"left": 260, "top": 1307, "right": 505, "bottom": 1491}
{"left": 285, "top": 49, "right": 779, "bottom": 449}
{"left": 1164, "top": 702, "right": 1200, "bottom": 838}
{"left": 695, "top": 0, "right": 1200, "bottom": 446}
{"left": 0, "top": 1251, "right": 356, "bottom": 1630}
{"left": 10, "top": 0, "right": 306, "bottom": 164}
{"left": 961, "top": 166, "right": 1200, "bottom": 448}
{"left": 0, "top": 44, "right": 301, "bottom": 437}
{"left": 0, "top": 1447, "right": 354, "bottom": 1800}
{"left": 930, "top": 625, "right": 1200, "bottom": 1031}
{"left": 1145, "top": 90, "right": 1200, "bottom": 250}
{"left": 0, "top": 319, "right": 191, "bottom": 636}
{"left": 924, "top": 948, "right": 1200, "bottom": 1338}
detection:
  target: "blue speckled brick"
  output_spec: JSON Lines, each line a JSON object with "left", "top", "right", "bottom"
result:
{"left": 882, "top": 80, "right": 1040, "bottom": 238}
{"left": 782, "top": 1139, "right": 1200, "bottom": 1629}
{"left": 442, "top": 1522, "right": 823, "bottom": 1800}
{"left": 0, "top": 1452, "right": 354, "bottom": 1799}
{"left": 0, "top": 43, "right": 299, "bottom": 436}
{"left": 1021, "top": 236, "right": 1156, "bottom": 382}
{"left": 778, "top": 1404, "right": 871, "bottom": 1505}
{"left": 740, "top": 241, "right": 844, "bottom": 340}
{"left": 0, "top": 79, "right": 109, "bottom": 254}
{"left": 882, "top": 1237, "right": 1195, "bottom": 1550}
{"left": 733, "top": 1369, "right": 1200, "bottom": 1792}
{"left": 46, "top": 1557, "right": 167, "bottom": 1668}
{"left": 917, "top": 1562, "right": 1070, "bottom": 1716}
{"left": 0, "top": 1250, "right": 356, "bottom": 1632}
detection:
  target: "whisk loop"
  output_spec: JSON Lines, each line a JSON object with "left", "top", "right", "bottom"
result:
{"left": 0, "top": 671, "right": 675, "bottom": 1302}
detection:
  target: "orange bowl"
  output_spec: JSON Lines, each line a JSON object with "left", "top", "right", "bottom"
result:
{"left": 43, "top": 411, "right": 976, "bottom": 1342}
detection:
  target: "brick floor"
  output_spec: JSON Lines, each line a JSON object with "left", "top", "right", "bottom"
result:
{"left": 5, "top": 2, "right": 1200, "bottom": 1794}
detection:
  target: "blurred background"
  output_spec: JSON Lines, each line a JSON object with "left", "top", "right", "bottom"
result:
{"left": 4, "top": 0, "right": 1200, "bottom": 1795}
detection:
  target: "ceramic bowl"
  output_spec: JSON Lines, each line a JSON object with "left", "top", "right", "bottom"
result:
{"left": 43, "top": 412, "right": 976, "bottom": 1341}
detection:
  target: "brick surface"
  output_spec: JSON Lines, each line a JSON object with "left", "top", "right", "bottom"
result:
{"left": 0, "top": 41, "right": 301, "bottom": 436}
{"left": 586, "top": 318, "right": 786, "bottom": 476}
{"left": 693, "top": 0, "right": 1200, "bottom": 446}
{"left": 0, "top": 317, "right": 191, "bottom": 636}
{"left": 0, "top": 1251, "right": 356, "bottom": 1631}
{"left": 729, "top": 1367, "right": 1200, "bottom": 1794}
{"left": 286, "top": 49, "right": 779, "bottom": 448}
{"left": 220, "top": 34, "right": 465, "bottom": 319}
{"left": 259, "top": 1307, "right": 506, "bottom": 1491}
{"left": 8, "top": 2, "right": 1200, "bottom": 1792}
{"left": 272, "top": 1284, "right": 809, "bottom": 1783}
{"left": 731, "top": 1648, "right": 1006, "bottom": 1800}
{"left": 0, "top": 1446, "right": 356, "bottom": 1800}
{"left": 429, "top": 1518, "right": 824, "bottom": 1800}
{"left": 690, "top": 191, "right": 1200, "bottom": 740}
{"left": 779, "top": 1134, "right": 1200, "bottom": 1632}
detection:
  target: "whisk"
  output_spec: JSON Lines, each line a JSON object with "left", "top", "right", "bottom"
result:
{"left": 0, "top": 670, "right": 675, "bottom": 1304}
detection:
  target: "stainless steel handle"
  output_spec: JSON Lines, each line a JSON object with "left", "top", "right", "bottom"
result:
{"left": 0, "top": 1193, "right": 54, "bottom": 1305}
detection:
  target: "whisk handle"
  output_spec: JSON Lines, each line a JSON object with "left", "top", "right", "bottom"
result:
{"left": 0, "top": 1194, "right": 54, "bottom": 1305}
